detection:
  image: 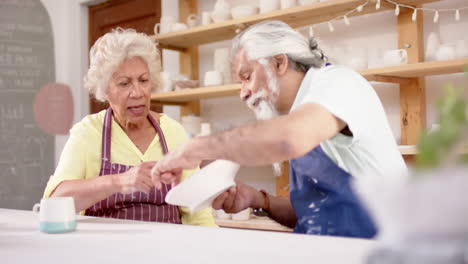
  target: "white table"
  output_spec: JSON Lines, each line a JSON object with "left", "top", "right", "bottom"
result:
{"left": 0, "top": 208, "right": 377, "bottom": 264}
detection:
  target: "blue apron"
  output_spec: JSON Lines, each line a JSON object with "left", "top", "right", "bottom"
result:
{"left": 289, "top": 145, "right": 377, "bottom": 238}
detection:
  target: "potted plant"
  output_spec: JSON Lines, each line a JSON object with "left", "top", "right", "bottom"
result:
{"left": 356, "top": 69, "right": 468, "bottom": 264}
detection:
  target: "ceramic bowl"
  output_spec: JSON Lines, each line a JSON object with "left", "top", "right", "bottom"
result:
{"left": 165, "top": 160, "right": 240, "bottom": 213}
{"left": 231, "top": 5, "right": 259, "bottom": 19}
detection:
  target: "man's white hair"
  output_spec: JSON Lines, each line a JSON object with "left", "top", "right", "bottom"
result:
{"left": 84, "top": 28, "right": 161, "bottom": 102}
{"left": 231, "top": 20, "right": 326, "bottom": 72}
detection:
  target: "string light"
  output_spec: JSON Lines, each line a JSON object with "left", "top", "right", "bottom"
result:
{"left": 357, "top": 4, "right": 364, "bottom": 12}
{"left": 412, "top": 9, "right": 417, "bottom": 21}
{"left": 328, "top": 21, "right": 334, "bottom": 32}
{"left": 309, "top": 26, "right": 314, "bottom": 37}
{"left": 306, "top": 0, "right": 466, "bottom": 36}
{"left": 343, "top": 15, "right": 350, "bottom": 25}
{"left": 433, "top": 10, "right": 439, "bottom": 23}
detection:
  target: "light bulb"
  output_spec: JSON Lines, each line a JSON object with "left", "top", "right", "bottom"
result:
{"left": 376, "top": 0, "right": 380, "bottom": 10}
{"left": 395, "top": 5, "right": 400, "bottom": 16}
{"left": 433, "top": 11, "right": 439, "bottom": 23}
{"left": 309, "top": 26, "right": 314, "bottom": 37}
{"left": 412, "top": 9, "right": 417, "bottom": 21}
{"left": 328, "top": 21, "right": 334, "bottom": 32}
{"left": 455, "top": 9, "right": 460, "bottom": 21}
{"left": 344, "top": 15, "right": 350, "bottom": 25}
{"left": 357, "top": 4, "right": 364, "bottom": 12}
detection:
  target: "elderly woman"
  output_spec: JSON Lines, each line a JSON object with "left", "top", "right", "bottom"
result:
{"left": 43, "top": 28, "right": 215, "bottom": 226}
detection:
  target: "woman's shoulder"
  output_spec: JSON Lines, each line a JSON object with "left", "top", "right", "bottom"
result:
{"left": 69, "top": 110, "right": 106, "bottom": 137}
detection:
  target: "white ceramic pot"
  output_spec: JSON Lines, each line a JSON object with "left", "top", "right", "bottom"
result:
{"left": 211, "top": 0, "right": 231, "bottom": 23}
{"left": 435, "top": 44, "right": 456, "bottom": 61}
{"left": 231, "top": 5, "right": 258, "bottom": 19}
{"left": 383, "top": 49, "right": 408, "bottom": 66}
{"left": 425, "top": 32, "right": 440, "bottom": 61}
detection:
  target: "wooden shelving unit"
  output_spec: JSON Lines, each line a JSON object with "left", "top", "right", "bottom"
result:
{"left": 157, "top": 0, "right": 463, "bottom": 197}
{"left": 154, "top": 0, "right": 437, "bottom": 50}
{"left": 151, "top": 59, "right": 468, "bottom": 104}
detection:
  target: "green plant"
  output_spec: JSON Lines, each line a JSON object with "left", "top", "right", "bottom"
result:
{"left": 415, "top": 67, "right": 468, "bottom": 170}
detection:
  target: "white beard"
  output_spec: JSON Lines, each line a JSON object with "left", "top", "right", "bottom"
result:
{"left": 245, "top": 63, "right": 283, "bottom": 176}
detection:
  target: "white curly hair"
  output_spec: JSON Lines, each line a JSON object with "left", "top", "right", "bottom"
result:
{"left": 84, "top": 28, "right": 161, "bottom": 102}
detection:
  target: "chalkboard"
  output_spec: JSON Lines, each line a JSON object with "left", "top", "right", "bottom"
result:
{"left": 0, "top": 0, "right": 55, "bottom": 210}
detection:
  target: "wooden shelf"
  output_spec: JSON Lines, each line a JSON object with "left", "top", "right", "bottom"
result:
{"left": 151, "top": 84, "right": 241, "bottom": 104}
{"left": 361, "top": 58, "right": 468, "bottom": 79}
{"left": 153, "top": 0, "right": 437, "bottom": 50}
{"left": 399, "top": 145, "right": 418, "bottom": 155}
{"left": 151, "top": 59, "right": 468, "bottom": 103}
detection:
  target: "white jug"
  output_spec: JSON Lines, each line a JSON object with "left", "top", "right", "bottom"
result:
{"left": 211, "top": 0, "right": 231, "bottom": 23}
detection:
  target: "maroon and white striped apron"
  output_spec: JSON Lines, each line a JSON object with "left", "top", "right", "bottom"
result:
{"left": 84, "top": 108, "right": 181, "bottom": 223}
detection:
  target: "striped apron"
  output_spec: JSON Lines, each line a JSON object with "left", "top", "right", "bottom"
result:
{"left": 84, "top": 108, "right": 181, "bottom": 223}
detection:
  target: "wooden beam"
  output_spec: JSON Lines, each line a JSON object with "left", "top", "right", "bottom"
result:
{"left": 179, "top": 0, "right": 200, "bottom": 115}
{"left": 276, "top": 162, "right": 290, "bottom": 197}
{"left": 398, "top": 5, "right": 426, "bottom": 145}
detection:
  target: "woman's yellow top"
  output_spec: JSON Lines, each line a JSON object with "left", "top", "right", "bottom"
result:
{"left": 44, "top": 110, "right": 216, "bottom": 227}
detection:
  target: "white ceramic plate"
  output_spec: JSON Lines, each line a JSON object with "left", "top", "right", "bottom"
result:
{"left": 165, "top": 160, "right": 240, "bottom": 213}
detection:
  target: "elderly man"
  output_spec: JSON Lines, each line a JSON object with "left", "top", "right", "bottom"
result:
{"left": 151, "top": 20, "right": 407, "bottom": 238}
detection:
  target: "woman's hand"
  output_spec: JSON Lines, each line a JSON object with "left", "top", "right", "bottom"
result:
{"left": 112, "top": 161, "right": 157, "bottom": 194}
{"left": 150, "top": 142, "right": 202, "bottom": 190}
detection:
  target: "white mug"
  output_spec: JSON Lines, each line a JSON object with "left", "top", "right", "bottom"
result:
{"left": 435, "top": 44, "right": 456, "bottom": 61}
{"left": 154, "top": 16, "right": 175, "bottom": 34}
{"left": 383, "top": 49, "right": 408, "bottom": 66}
{"left": 259, "top": 0, "right": 280, "bottom": 14}
{"left": 281, "top": 0, "right": 297, "bottom": 9}
{"left": 171, "top": 22, "right": 188, "bottom": 32}
{"left": 32, "top": 197, "right": 76, "bottom": 233}
{"left": 202, "top": 11, "right": 211, "bottom": 26}
{"left": 299, "top": 0, "right": 319, "bottom": 5}
{"left": 204, "top": 70, "right": 223, "bottom": 86}
{"left": 187, "top": 14, "right": 199, "bottom": 28}
{"left": 455, "top": 39, "right": 468, "bottom": 58}
{"left": 160, "top": 72, "right": 173, "bottom": 92}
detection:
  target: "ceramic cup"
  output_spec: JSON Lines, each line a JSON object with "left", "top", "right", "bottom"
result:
{"left": 32, "top": 197, "right": 76, "bottom": 234}
{"left": 204, "top": 70, "right": 223, "bottom": 86}
{"left": 259, "top": 0, "right": 280, "bottom": 14}
{"left": 171, "top": 22, "right": 188, "bottom": 32}
{"left": 202, "top": 11, "right": 212, "bottom": 25}
{"left": 231, "top": 208, "right": 251, "bottom": 221}
{"left": 425, "top": 32, "right": 440, "bottom": 61}
{"left": 435, "top": 44, "right": 456, "bottom": 61}
{"left": 299, "top": 0, "right": 319, "bottom": 5}
{"left": 160, "top": 71, "right": 173, "bottom": 92}
{"left": 153, "top": 16, "right": 175, "bottom": 34}
{"left": 231, "top": 5, "right": 259, "bottom": 19}
{"left": 187, "top": 14, "right": 199, "bottom": 28}
{"left": 455, "top": 39, "right": 468, "bottom": 58}
{"left": 383, "top": 49, "right": 408, "bottom": 66}
{"left": 281, "top": 0, "right": 297, "bottom": 9}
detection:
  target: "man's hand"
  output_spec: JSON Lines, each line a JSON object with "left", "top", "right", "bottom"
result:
{"left": 150, "top": 142, "right": 202, "bottom": 189}
{"left": 212, "top": 180, "right": 260, "bottom": 213}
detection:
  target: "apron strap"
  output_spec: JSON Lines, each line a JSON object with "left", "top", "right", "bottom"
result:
{"left": 100, "top": 107, "right": 169, "bottom": 165}
{"left": 147, "top": 113, "right": 169, "bottom": 155}
{"left": 100, "top": 108, "right": 113, "bottom": 164}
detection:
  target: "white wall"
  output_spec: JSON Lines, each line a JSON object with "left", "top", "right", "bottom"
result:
{"left": 40, "top": 0, "right": 90, "bottom": 164}
{"left": 42, "top": 0, "right": 467, "bottom": 194}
